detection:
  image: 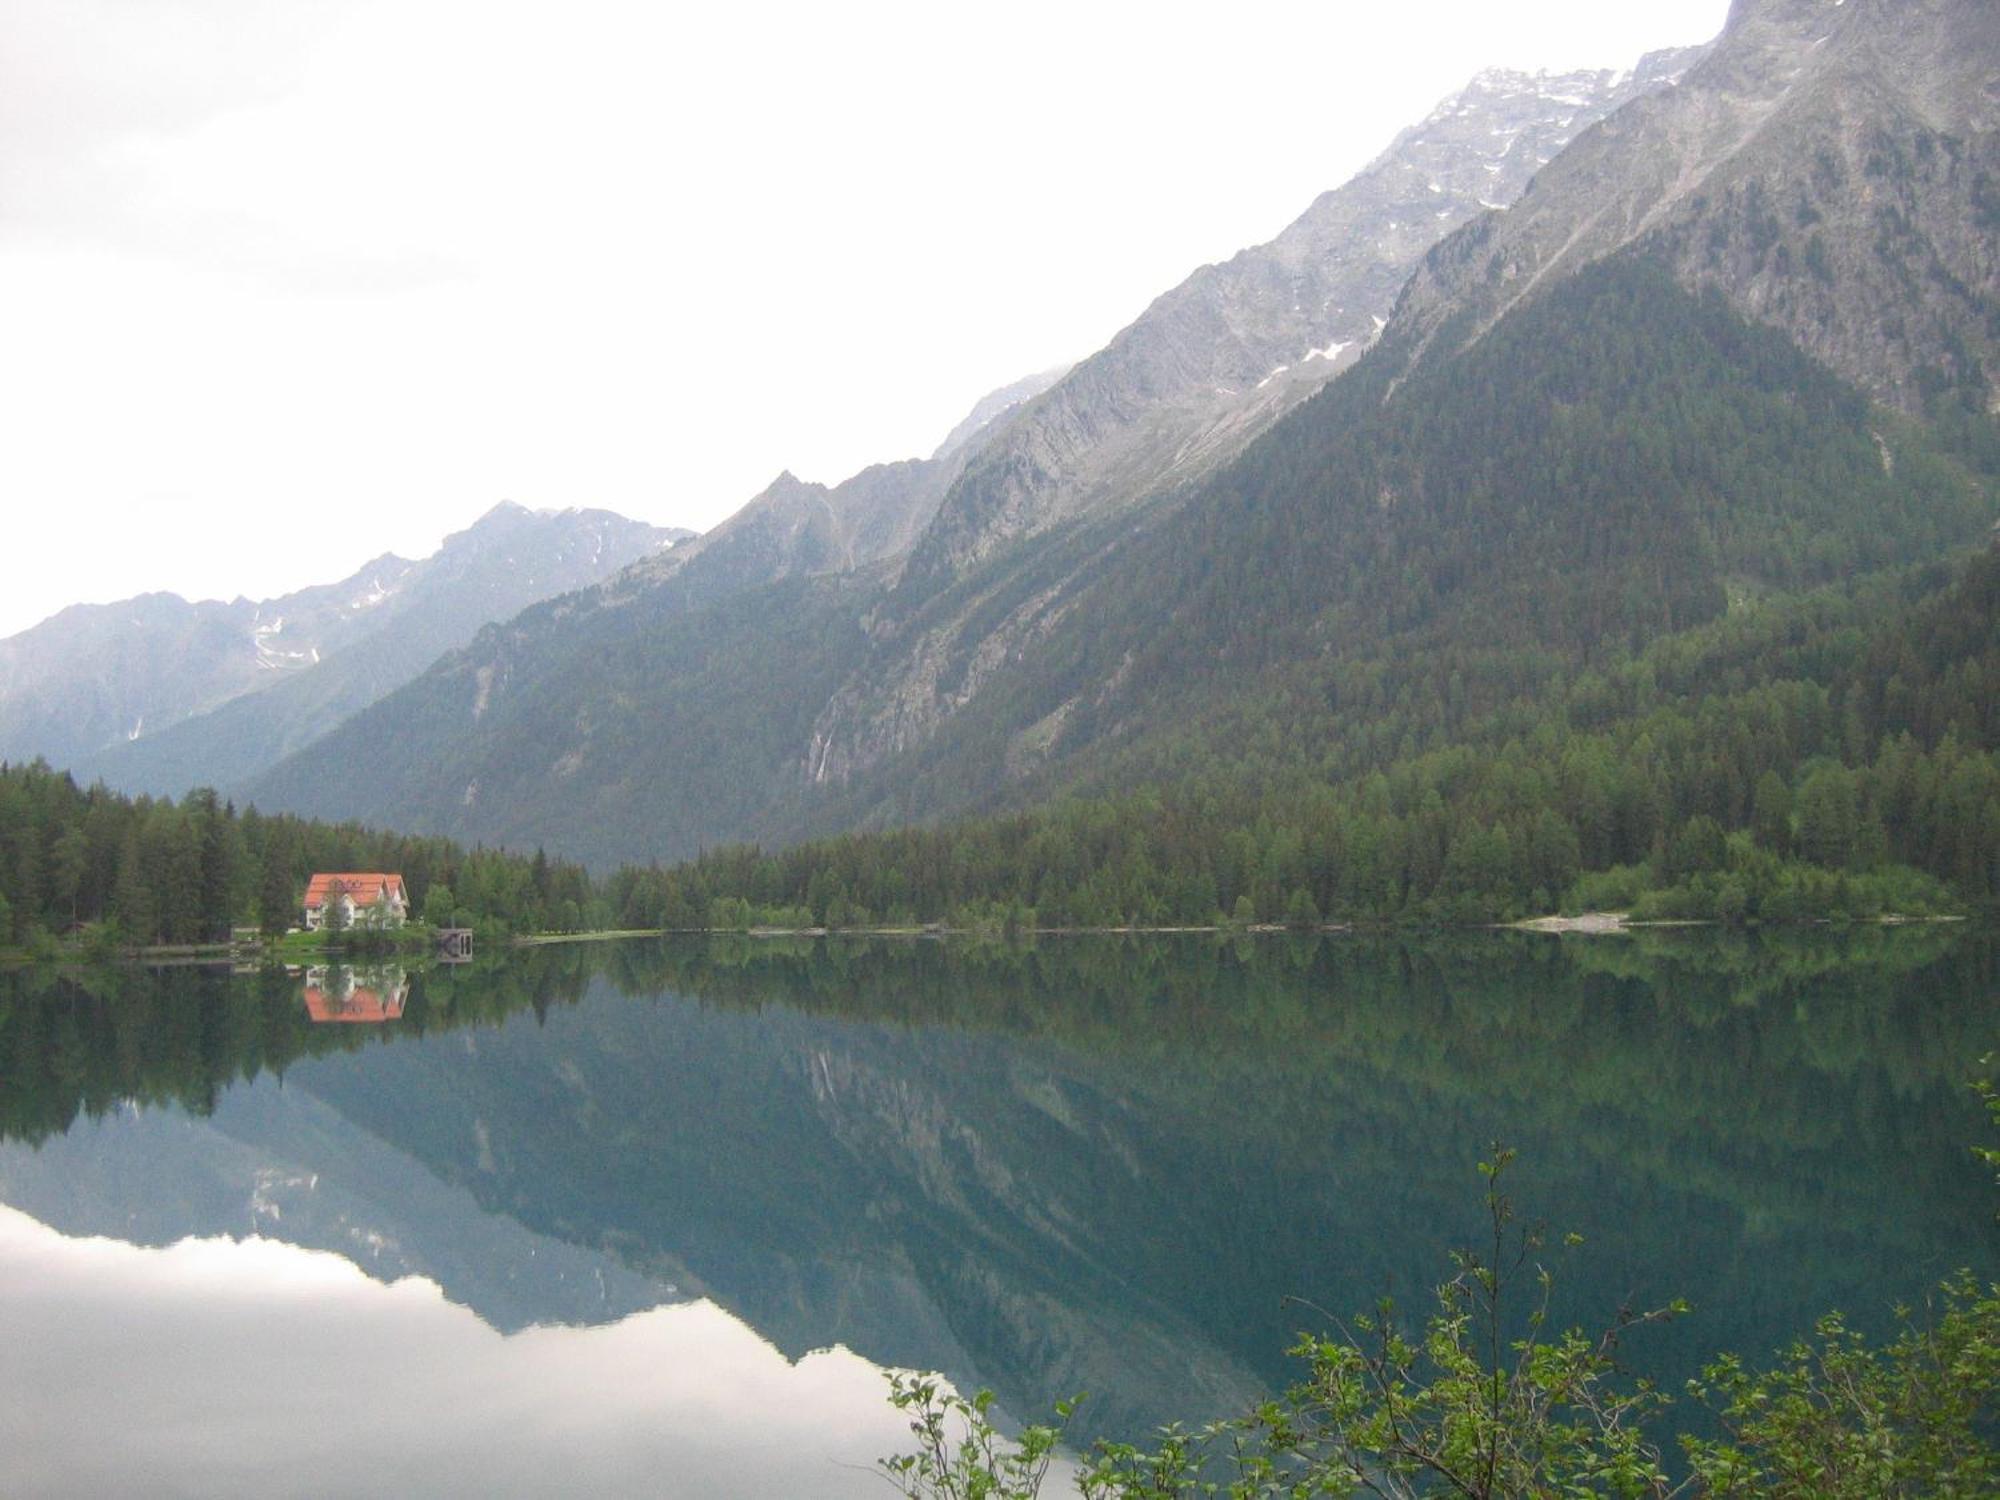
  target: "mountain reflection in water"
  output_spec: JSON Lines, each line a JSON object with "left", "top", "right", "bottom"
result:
{"left": 0, "top": 929, "right": 1993, "bottom": 1497}
{"left": 0, "top": 1205, "right": 907, "bottom": 1498}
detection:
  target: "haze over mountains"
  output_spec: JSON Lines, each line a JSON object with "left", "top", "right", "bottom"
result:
{"left": 0, "top": 504, "right": 684, "bottom": 794}
{"left": 6, "top": 0, "right": 1996, "bottom": 893}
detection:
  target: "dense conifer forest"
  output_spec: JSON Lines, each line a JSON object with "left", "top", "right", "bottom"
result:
{"left": 0, "top": 765, "right": 593, "bottom": 950}
{"left": 607, "top": 542, "right": 2000, "bottom": 932}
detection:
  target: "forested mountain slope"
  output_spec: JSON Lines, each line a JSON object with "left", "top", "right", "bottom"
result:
{"left": 248, "top": 0, "right": 1999, "bottom": 884}
{"left": 798, "top": 257, "right": 1996, "bottom": 829}
{"left": 235, "top": 369, "right": 1096, "bottom": 858}
{"left": 635, "top": 537, "right": 2000, "bottom": 928}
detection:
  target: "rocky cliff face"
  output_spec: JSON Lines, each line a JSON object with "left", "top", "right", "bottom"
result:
{"left": 1392, "top": 0, "right": 2000, "bottom": 416}
{"left": 894, "top": 49, "right": 1708, "bottom": 599}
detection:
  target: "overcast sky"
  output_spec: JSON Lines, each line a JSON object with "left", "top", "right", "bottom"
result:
{"left": 0, "top": 0, "right": 1731, "bottom": 639}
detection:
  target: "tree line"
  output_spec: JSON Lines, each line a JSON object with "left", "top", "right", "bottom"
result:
{"left": 606, "top": 547, "right": 2000, "bottom": 931}
{"left": 0, "top": 767, "right": 596, "bottom": 950}
{"left": 3, "top": 542, "right": 1995, "bottom": 947}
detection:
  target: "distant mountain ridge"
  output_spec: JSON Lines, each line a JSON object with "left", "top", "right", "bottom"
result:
{"left": 0, "top": 502, "right": 683, "bottom": 790}
{"left": 615, "top": 365, "right": 1070, "bottom": 610}
{"left": 894, "top": 46, "right": 1708, "bottom": 598}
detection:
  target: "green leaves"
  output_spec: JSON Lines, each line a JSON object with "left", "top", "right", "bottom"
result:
{"left": 881, "top": 1374, "right": 1074, "bottom": 1500}
{"left": 1682, "top": 1277, "right": 2000, "bottom": 1497}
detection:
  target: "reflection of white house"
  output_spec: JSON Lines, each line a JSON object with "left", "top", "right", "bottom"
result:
{"left": 303, "top": 873, "right": 409, "bottom": 931}
{"left": 302, "top": 964, "right": 410, "bottom": 1023}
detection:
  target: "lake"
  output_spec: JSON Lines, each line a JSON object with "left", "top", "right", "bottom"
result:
{"left": 0, "top": 929, "right": 1993, "bottom": 1496}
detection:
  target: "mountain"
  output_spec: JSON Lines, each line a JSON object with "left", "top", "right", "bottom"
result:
{"left": 1391, "top": 0, "right": 2000, "bottom": 416}
{"left": 3, "top": 567, "right": 413, "bottom": 772}
{"left": 246, "top": 0, "right": 2000, "bottom": 876}
{"left": 894, "top": 49, "right": 1707, "bottom": 597}
{"left": 625, "top": 365, "right": 1069, "bottom": 610}
{"left": 0, "top": 503, "right": 683, "bottom": 795}
{"left": 236, "top": 52, "right": 1710, "bottom": 858}
{"left": 801, "top": 0, "right": 2000, "bottom": 812}
{"left": 611, "top": 59, "right": 1695, "bottom": 624}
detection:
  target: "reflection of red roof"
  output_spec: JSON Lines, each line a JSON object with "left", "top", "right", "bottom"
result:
{"left": 304, "top": 873, "right": 407, "bottom": 908}
{"left": 303, "top": 983, "right": 407, "bottom": 1023}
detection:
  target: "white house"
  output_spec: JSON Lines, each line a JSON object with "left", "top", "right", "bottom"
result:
{"left": 303, "top": 872, "right": 410, "bottom": 931}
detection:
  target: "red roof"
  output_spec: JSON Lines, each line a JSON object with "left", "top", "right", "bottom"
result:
{"left": 304, "top": 873, "right": 407, "bottom": 909}
{"left": 303, "top": 982, "right": 408, "bottom": 1023}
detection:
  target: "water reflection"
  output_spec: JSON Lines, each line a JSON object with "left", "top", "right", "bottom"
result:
{"left": 301, "top": 964, "right": 410, "bottom": 1024}
{"left": 0, "top": 929, "right": 1993, "bottom": 1494}
{"left": 0, "top": 1205, "right": 908, "bottom": 1499}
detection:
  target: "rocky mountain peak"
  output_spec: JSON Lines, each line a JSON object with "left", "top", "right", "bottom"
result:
{"left": 932, "top": 366, "right": 1075, "bottom": 465}
{"left": 756, "top": 470, "right": 823, "bottom": 501}
{"left": 1387, "top": 0, "right": 1999, "bottom": 416}
{"left": 1721, "top": 0, "right": 1854, "bottom": 36}
{"left": 618, "top": 370, "right": 1070, "bottom": 603}
{"left": 889, "top": 47, "right": 1709, "bottom": 604}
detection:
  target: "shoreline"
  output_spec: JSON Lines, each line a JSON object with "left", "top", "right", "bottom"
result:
{"left": 0, "top": 911, "right": 1976, "bottom": 969}
{"left": 1507, "top": 912, "right": 1635, "bottom": 935}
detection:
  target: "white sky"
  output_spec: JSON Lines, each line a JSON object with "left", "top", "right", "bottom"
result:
{"left": 0, "top": 0, "right": 1731, "bottom": 639}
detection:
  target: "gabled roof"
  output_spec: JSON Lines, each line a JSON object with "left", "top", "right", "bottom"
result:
{"left": 303, "top": 982, "right": 408, "bottom": 1023}
{"left": 304, "top": 873, "right": 408, "bottom": 908}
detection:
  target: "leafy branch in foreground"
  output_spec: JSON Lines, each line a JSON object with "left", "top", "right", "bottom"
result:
{"left": 1681, "top": 1275, "right": 1998, "bottom": 1498}
{"left": 882, "top": 1141, "right": 1999, "bottom": 1498}
{"left": 880, "top": 1379, "right": 1072, "bottom": 1500}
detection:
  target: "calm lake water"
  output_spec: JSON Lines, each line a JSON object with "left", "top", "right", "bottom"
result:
{"left": 1, "top": 930, "right": 1994, "bottom": 1497}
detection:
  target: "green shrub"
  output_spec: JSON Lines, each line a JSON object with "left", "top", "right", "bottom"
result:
{"left": 1563, "top": 864, "right": 1652, "bottom": 914}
